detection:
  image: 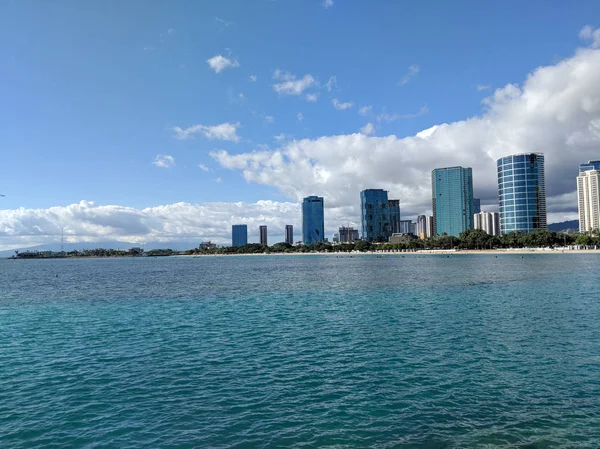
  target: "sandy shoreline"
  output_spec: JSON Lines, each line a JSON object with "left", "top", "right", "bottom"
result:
{"left": 180, "top": 249, "right": 600, "bottom": 257}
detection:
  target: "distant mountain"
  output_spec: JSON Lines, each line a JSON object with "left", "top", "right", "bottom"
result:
{"left": 0, "top": 240, "right": 204, "bottom": 258}
{"left": 548, "top": 220, "right": 579, "bottom": 232}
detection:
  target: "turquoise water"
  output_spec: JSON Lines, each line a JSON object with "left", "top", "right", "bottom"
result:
{"left": 1, "top": 254, "right": 599, "bottom": 448}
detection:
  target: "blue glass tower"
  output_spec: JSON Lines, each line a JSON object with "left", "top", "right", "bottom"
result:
{"left": 431, "top": 166, "right": 474, "bottom": 237}
{"left": 360, "top": 189, "right": 391, "bottom": 242}
{"left": 497, "top": 153, "right": 546, "bottom": 234}
{"left": 473, "top": 198, "right": 481, "bottom": 214}
{"left": 388, "top": 200, "right": 401, "bottom": 234}
{"left": 231, "top": 224, "right": 247, "bottom": 247}
{"left": 302, "top": 196, "right": 325, "bottom": 245}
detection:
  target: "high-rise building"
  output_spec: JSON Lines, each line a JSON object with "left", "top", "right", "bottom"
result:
{"left": 231, "top": 224, "right": 248, "bottom": 247}
{"left": 388, "top": 200, "right": 401, "bottom": 234}
{"left": 400, "top": 220, "right": 414, "bottom": 234}
{"left": 259, "top": 225, "right": 268, "bottom": 245}
{"left": 338, "top": 226, "right": 359, "bottom": 243}
{"left": 497, "top": 153, "right": 546, "bottom": 234}
{"left": 360, "top": 189, "right": 390, "bottom": 242}
{"left": 416, "top": 215, "right": 434, "bottom": 239}
{"left": 473, "top": 198, "right": 481, "bottom": 214}
{"left": 474, "top": 212, "right": 500, "bottom": 236}
{"left": 425, "top": 216, "right": 434, "bottom": 238}
{"left": 285, "top": 225, "right": 294, "bottom": 245}
{"left": 431, "top": 166, "right": 474, "bottom": 237}
{"left": 577, "top": 161, "right": 600, "bottom": 233}
{"left": 302, "top": 196, "right": 325, "bottom": 245}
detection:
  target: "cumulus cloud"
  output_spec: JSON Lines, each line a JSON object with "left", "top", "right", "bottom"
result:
{"left": 207, "top": 55, "right": 240, "bottom": 73}
{"left": 360, "top": 123, "right": 375, "bottom": 135}
{"left": 153, "top": 155, "right": 175, "bottom": 168}
{"left": 297, "top": 112, "right": 304, "bottom": 121}
{"left": 476, "top": 84, "right": 491, "bottom": 91}
{"left": 172, "top": 122, "right": 240, "bottom": 142}
{"left": 273, "top": 70, "right": 316, "bottom": 96}
{"left": 579, "top": 25, "right": 600, "bottom": 48}
{"left": 332, "top": 98, "right": 353, "bottom": 110}
{"left": 0, "top": 200, "right": 358, "bottom": 249}
{"left": 249, "top": 75, "right": 257, "bottom": 82}
{"left": 323, "top": 0, "right": 334, "bottom": 7}
{"left": 198, "top": 164, "right": 210, "bottom": 171}
{"left": 398, "top": 64, "right": 420, "bottom": 85}
{"left": 211, "top": 48, "right": 600, "bottom": 220}
{"left": 305, "top": 93, "right": 318, "bottom": 102}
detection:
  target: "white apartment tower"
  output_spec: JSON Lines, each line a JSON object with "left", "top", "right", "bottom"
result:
{"left": 577, "top": 161, "right": 600, "bottom": 233}
{"left": 474, "top": 211, "right": 500, "bottom": 236}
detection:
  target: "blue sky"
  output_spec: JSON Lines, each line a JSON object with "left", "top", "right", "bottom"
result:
{"left": 1, "top": 1, "right": 600, "bottom": 247}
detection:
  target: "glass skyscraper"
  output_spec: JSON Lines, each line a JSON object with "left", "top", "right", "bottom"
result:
{"left": 302, "top": 196, "right": 325, "bottom": 245}
{"left": 431, "top": 166, "right": 474, "bottom": 237}
{"left": 259, "top": 225, "right": 268, "bottom": 245}
{"left": 497, "top": 153, "right": 546, "bottom": 234}
{"left": 285, "top": 225, "right": 294, "bottom": 245}
{"left": 388, "top": 200, "right": 401, "bottom": 234}
{"left": 361, "top": 189, "right": 391, "bottom": 242}
{"left": 231, "top": 224, "right": 247, "bottom": 247}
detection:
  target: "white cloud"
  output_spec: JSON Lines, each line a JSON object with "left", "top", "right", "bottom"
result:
{"left": 332, "top": 98, "right": 353, "bottom": 110}
{"left": 359, "top": 105, "right": 373, "bottom": 116}
{"left": 360, "top": 123, "right": 375, "bottom": 135}
{"left": 265, "top": 115, "right": 275, "bottom": 124}
{"left": 273, "top": 70, "right": 316, "bottom": 95}
{"left": 274, "top": 133, "right": 287, "bottom": 142}
{"left": 198, "top": 164, "right": 210, "bottom": 171}
{"left": 306, "top": 93, "right": 319, "bottom": 102}
{"left": 172, "top": 122, "right": 240, "bottom": 142}
{"left": 207, "top": 55, "right": 240, "bottom": 73}
{"left": 249, "top": 75, "right": 257, "bottom": 82}
{"left": 215, "top": 17, "right": 234, "bottom": 27}
{"left": 325, "top": 76, "right": 337, "bottom": 92}
{"left": 297, "top": 112, "right": 304, "bottom": 121}
{"left": 579, "top": 25, "right": 600, "bottom": 48}
{"left": 476, "top": 84, "right": 491, "bottom": 91}
{"left": 153, "top": 155, "right": 175, "bottom": 168}
{"left": 398, "top": 64, "right": 420, "bottom": 85}
{"left": 215, "top": 177, "right": 223, "bottom": 183}
{"left": 1, "top": 200, "right": 353, "bottom": 249}
{"left": 376, "top": 105, "right": 428, "bottom": 122}
{"left": 323, "top": 0, "right": 334, "bottom": 8}
{"left": 211, "top": 48, "right": 600, "bottom": 218}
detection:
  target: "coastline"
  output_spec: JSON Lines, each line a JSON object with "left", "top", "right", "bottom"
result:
{"left": 177, "top": 249, "right": 600, "bottom": 257}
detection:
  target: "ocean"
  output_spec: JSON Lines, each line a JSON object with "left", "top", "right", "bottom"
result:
{"left": 1, "top": 254, "right": 599, "bottom": 448}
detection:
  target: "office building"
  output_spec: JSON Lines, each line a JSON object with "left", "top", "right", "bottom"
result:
{"left": 388, "top": 200, "right": 401, "bottom": 234}
{"left": 231, "top": 224, "right": 248, "bottom": 247}
{"left": 361, "top": 189, "right": 391, "bottom": 242}
{"left": 474, "top": 212, "right": 500, "bottom": 236}
{"left": 285, "top": 225, "right": 294, "bottom": 245}
{"left": 259, "top": 225, "right": 268, "bottom": 245}
{"left": 432, "top": 166, "right": 474, "bottom": 237}
{"left": 473, "top": 198, "right": 481, "bottom": 214}
{"left": 302, "top": 196, "right": 325, "bottom": 245}
{"left": 339, "top": 226, "right": 359, "bottom": 243}
{"left": 577, "top": 161, "right": 600, "bottom": 233}
{"left": 497, "top": 153, "right": 546, "bottom": 234}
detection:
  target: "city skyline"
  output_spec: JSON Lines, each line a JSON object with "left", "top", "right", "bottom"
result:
{"left": 2, "top": 2, "right": 600, "bottom": 249}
